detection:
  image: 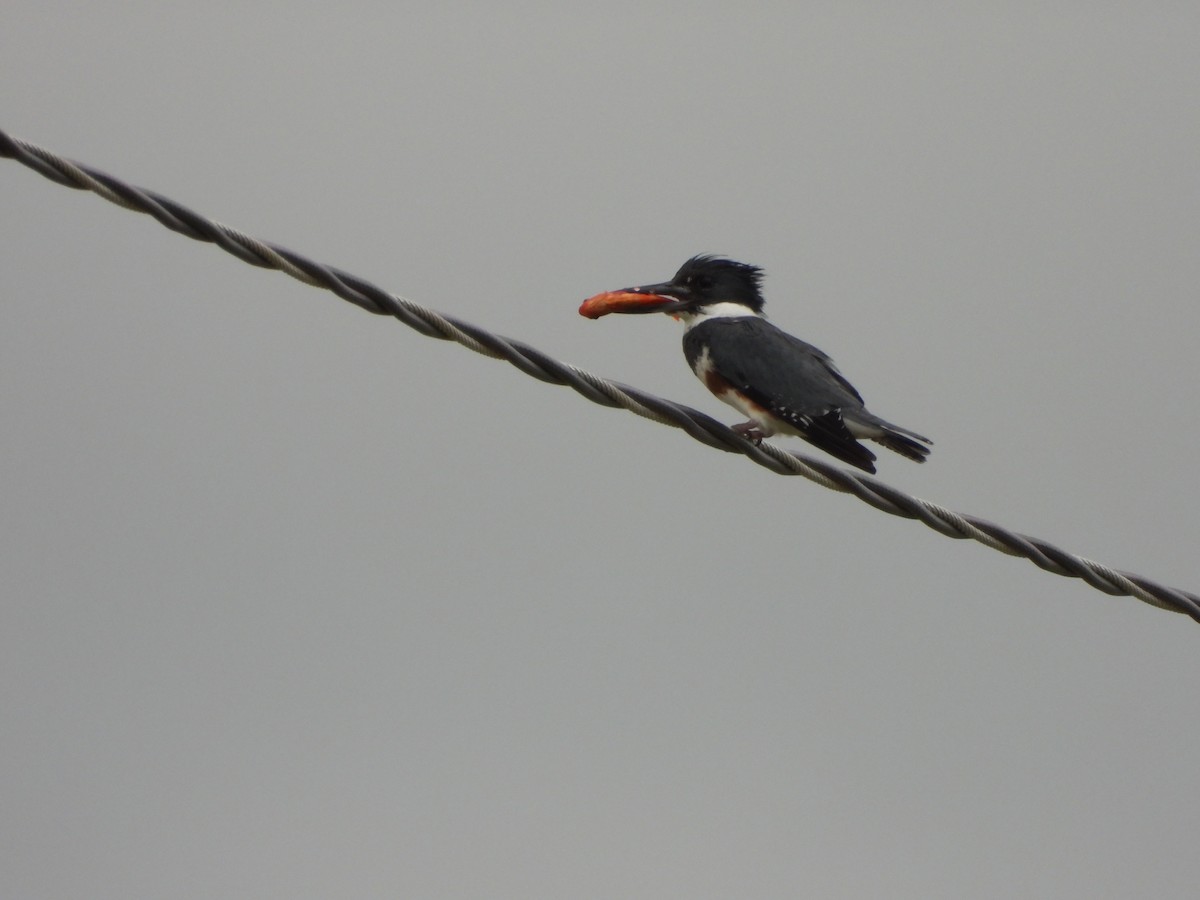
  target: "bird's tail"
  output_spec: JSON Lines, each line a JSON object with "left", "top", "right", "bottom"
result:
{"left": 846, "top": 413, "right": 933, "bottom": 464}
{"left": 876, "top": 428, "right": 932, "bottom": 463}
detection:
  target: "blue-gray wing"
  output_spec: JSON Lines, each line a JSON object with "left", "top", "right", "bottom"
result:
{"left": 684, "top": 318, "right": 876, "bottom": 471}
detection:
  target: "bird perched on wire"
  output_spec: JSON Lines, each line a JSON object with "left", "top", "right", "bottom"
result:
{"left": 579, "top": 255, "right": 931, "bottom": 474}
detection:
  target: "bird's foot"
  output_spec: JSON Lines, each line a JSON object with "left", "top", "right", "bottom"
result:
{"left": 732, "top": 421, "right": 766, "bottom": 444}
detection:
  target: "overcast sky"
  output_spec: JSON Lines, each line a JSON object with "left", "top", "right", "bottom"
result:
{"left": 3, "top": 4, "right": 1199, "bottom": 898}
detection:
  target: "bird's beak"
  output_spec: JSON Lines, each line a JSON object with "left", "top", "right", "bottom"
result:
{"left": 578, "top": 281, "right": 691, "bottom": 319}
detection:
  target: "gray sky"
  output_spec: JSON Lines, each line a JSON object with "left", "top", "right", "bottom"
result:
{"left": 3, "top": 4, "right": 1199, "bottom": 898}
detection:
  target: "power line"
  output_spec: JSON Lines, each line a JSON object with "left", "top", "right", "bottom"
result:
{"left": 3, "top": 128, "right": 1196, "bottom": 625}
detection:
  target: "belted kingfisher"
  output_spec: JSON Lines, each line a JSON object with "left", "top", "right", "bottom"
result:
{"left": 579, "top": 255, "right": 931, "bottom": 474}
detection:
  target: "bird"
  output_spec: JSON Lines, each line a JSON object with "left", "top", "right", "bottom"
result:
{"left": 579, "top": 254, "right": 931, "bottom": 474}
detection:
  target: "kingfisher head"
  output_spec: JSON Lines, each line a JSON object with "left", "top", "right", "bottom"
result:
{"left": 579, "top": 255, "right": 766, "bottom": 319}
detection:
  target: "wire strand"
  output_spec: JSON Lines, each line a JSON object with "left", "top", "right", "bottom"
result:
{"left": 3, "top": 128, "right": 1196, "bottom": 624}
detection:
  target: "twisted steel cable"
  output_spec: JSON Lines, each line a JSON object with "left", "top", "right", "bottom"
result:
{"left": 3, "top": 128, "right": 1197, "bottom": 625}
